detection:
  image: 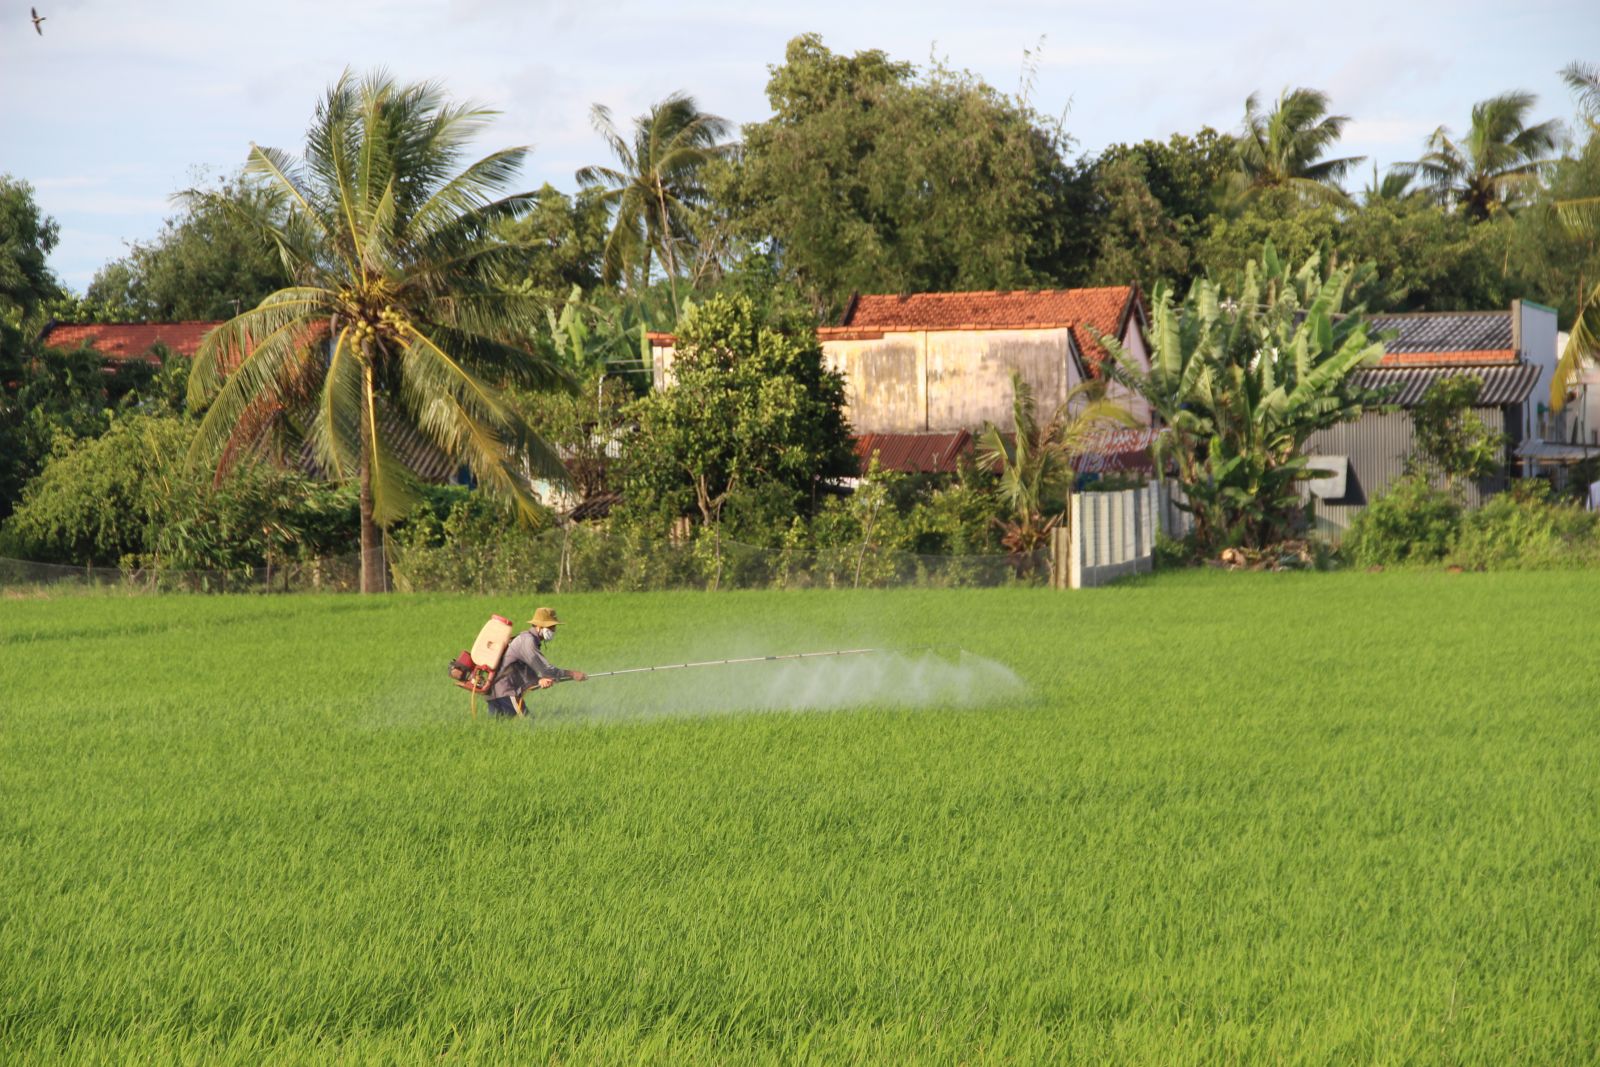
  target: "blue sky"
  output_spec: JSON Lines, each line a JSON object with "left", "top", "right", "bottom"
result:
{"left": 3, "top": 0, "right": 1594, "bottom": 293}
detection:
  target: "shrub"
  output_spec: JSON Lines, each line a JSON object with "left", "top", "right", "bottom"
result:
{"left": 1341, "top": 475, "right": 1461, "bottom": 566}
{"left": 1448, "top": 486, "right": 1600, "bottom": 570}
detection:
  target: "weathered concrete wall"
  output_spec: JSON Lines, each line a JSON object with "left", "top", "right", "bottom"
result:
{"left": 823, "top": 335, "right": 925, "bottom": 433}
{"left": 656, "top": 321, "right": 1154, "bottom": 434}
{"left": 925, "top": 328, "right": 1076, "bottom": 431}
{"left": 824, "top": 326, "right": 1133, "bottom": 434}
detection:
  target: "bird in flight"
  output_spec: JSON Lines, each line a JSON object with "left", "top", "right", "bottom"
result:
{"left": 31, "top": 6, "right": 46, "bottom": 34}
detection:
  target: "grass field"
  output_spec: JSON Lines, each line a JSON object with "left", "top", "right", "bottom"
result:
{"left": 2, "top": 572, "right": 1598, "bottom": 1064}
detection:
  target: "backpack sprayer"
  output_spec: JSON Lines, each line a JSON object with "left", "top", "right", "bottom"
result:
{"left": 448, "top": 613, "right": 894, "bottom": 718}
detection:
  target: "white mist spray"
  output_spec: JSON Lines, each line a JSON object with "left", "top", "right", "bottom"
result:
{"left": 540, "top": 648, "right": 1024, "bottom": 722}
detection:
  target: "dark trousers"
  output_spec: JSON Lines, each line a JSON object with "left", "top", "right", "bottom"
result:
{"left": 486, "top": 695, "right": 521, "bottom": 718}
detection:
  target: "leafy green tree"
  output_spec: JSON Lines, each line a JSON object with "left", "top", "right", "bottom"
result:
{"left": 185, "top": 71, "right": 571, "bottom": 592}
{"left": 0, "top": 175, "right": 63, "bottom": 339}
{"left": 576, "top": 92, "right": 731, "bottom": 313}
{"left": 731, "top": 34, "right": 1076, "bottom": 314}
{"left": 1403, "top": 91, "right": 1560, "bottom": 219}
{"left": 1408, "top": 375, "right": 1508, "bottom": 489}
{"left": 1336, "top": 198, "right": 1516, "bottom": 311}
{"left": 619, "top": 293, "right": 855, "bottom": 529}
{"left": 489, "top": 184, "right": 609, "bottom": 300}
{"left": 1197, "top": 188, "right": 1341, "bottom": 287}
{"left": 1084, "top": 155, "right": 1192, "bottom": 293}
{"left": 975, "top": 372, "right": 1133, "bottom": 563}
{"left": 1233, "top": 88, "right": 1364, "bottom": 206}
{"left": 1, "top": 412, "right": 352, "bottom": 576}
{"left": 85, "top": 172, "right": 292, "bottom": 320}
{"left": 1084, "top": 128, "right": 1236, "bottom": 291}
{"left": 2, "top": 414, "right": 193, "bottom": 566}
{"left": 1103, "top": 247, "right": 1387, "bottom": 550}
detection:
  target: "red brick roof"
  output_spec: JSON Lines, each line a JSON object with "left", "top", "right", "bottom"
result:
{"left": 39, "top": 321, "right": 223, "bottom": 363}
{"left": 1378, "top": 349, "right": 1517, "bottom": 367}
{"left": 832, "top": 286, "right": 1140, "bottom": 367}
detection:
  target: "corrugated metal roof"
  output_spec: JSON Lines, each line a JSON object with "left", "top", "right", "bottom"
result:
{"left": 1353, "top": 362, "right": 1539, "bottom": 407}
{"left": 854, "top": 428, "right": 1158, "bottom": 476}
{"left": 854, "top": 431, "right": 973, "bottom": 474}
{"left": 1369, "top": 310, "right": 1512, "bottom": 356}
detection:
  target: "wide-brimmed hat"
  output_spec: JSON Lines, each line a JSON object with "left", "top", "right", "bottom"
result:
{"left": 528, "top": 607, "right": 561, "bottom": 627}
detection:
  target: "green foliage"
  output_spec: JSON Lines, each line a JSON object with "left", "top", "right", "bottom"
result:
{"left": 388, "top": 487, "right": 558, "bottom": 593}
{"left": 0, "top": 345, "right": 114, "bottom": 518}
{"left": 183, "top": 71, "right": 575, "bottom": 591}
{"left": 1346, "top": 475, "right": 1600, "bottom": 570}
{"left": 619, "top": 294, "right": 856, "bottom": 527}
{"left": 489, "top": 184, "right": 609, "bottom": 301}
{"left": 507, "top": 367, "right": 634, "bottom": 503}
{"left": 1083, "top": 155, "right": 1191, "bottom": 293}
{"left": 976, "top": 373, "right": 1133, "bottom": 559}
{"left": 1404, "top": 91, "right": 1561, "bottom": 220}
{"left": 1104, "top": 246, "right": 1387, "bottom": 550}
{"left": 1407, "top": 375, "right": 1508, "bottom": 488}
{"left": 1449, "top": 484, "right": 1600, "bottom": 569}
{"left": 0, "top": 413, "right": 354, "bottom": 574}
{"left": 1535, "top": 117, "right": 1600, "bottom": 406}
{"left": 1341, "top": 474, "right": 1462, "bottom": 565}
{"left": 1233, "top": 88, "right": 1364, "bottom": 206}
{"left": 84, "top": 171, "right": 292, "bottom": 320}
{"left": 0, "top": 174, "right": 63, "bottom": 338}
{"left": 575, "top": 93, "right": 732, "bottom": 313}
{"left": 731, "top": 34, "right": 1076, "bottom": 313}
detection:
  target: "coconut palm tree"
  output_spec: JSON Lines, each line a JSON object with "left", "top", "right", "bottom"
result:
{"left": 976, "top": 372, "right": 1134, "bottom": 564}
{"left": 1235, "top": 87, "right": 1365, "bottom": 205}
{"left": 575, "top": 92, "right": 731, "bottom": 314}
{"left": 1548, "top": 63, "right": 1600, "bottom": 411}
{"left": 186, "top": 71, "right": 570, "bottom": 593}
{"left": 1560, "top": 60, "right": 1600, "bottom": 118}
{"left": 1361, "top": 162, "right": 1423, "bottom": 206}
{"left": 1402, "top": 91, "right": 1560, "bottom": 219}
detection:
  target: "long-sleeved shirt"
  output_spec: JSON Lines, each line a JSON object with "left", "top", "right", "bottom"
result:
{"left": 487, "top": 629, "right": 572, "bottom": 700}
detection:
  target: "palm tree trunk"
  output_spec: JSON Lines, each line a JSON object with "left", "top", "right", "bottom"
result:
{"left": 357, "top": 420, "right": 387, "bottom": 594}
{"left": 656, "top": 184, "right": 680, "bottom": 316}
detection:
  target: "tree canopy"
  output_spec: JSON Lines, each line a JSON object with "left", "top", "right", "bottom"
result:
{"left": 730, "top": 34, "right": 1077, "bottom": 314}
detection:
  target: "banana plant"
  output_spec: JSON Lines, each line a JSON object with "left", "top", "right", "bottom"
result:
{"left": 1101, "top": 244, "right": 1387, "bottom": 550}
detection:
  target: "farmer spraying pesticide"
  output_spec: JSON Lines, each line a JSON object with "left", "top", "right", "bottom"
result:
{"left": 485, "top": 607, "right": 587, "bottom": 717}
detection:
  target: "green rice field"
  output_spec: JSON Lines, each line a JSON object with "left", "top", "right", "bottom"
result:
{"left": 2, "top": 572, "right": 1597, "bottom": 1064}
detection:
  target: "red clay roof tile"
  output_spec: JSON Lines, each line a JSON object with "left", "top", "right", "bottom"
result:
{"left": 40, "top": 321, "right": 224, "bottom": 363}
{"left": 840, "top": 287, "right": 1138, "bottom": 367}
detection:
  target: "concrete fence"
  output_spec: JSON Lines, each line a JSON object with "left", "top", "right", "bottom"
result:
{"left": 1051, "top": 480, "right": 1191, "bottom": 589}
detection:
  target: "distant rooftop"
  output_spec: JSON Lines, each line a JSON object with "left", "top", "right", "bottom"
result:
{"left": 827, "top": 286, "right": 1140, "bottom": 367}
{"left": 39, "top": 321, "right": 223, "bottom": 363}
{"left": 1370, "top": 310, "right": 1515, "bottom": 366}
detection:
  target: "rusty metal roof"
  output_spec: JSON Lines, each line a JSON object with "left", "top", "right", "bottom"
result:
{"left": 854, "top": 431, "right": 974, "bottom": 474}
{"left": 1353, "top": 362, "right": 1540, "bottom": 407}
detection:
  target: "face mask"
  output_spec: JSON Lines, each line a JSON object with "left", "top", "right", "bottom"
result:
{"left": 536, "top": 627, "right": 555, "bottom": 642}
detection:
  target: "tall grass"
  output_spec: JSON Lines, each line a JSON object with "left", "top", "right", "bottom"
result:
{"left": 2, "top": 575, "right": 1596, "bottom": 1063}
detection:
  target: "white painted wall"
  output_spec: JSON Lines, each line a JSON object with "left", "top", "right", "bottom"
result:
{"left": 1518, "top": 300, "right": 1561, "bottom": 440}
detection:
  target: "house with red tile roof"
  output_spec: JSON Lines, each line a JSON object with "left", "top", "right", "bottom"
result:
{"left": 648, "top": 286, "right": 1156, "bottom": 475}
{"left": 36, "top": 318, "right": 468, "bottom": 486}
{"left": 39, "top": 321, "right": 223, "bottom": 363}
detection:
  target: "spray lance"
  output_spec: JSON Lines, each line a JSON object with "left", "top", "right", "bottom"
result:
{"left": 571, "top": 646, "right": 888, "bottom": 681}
